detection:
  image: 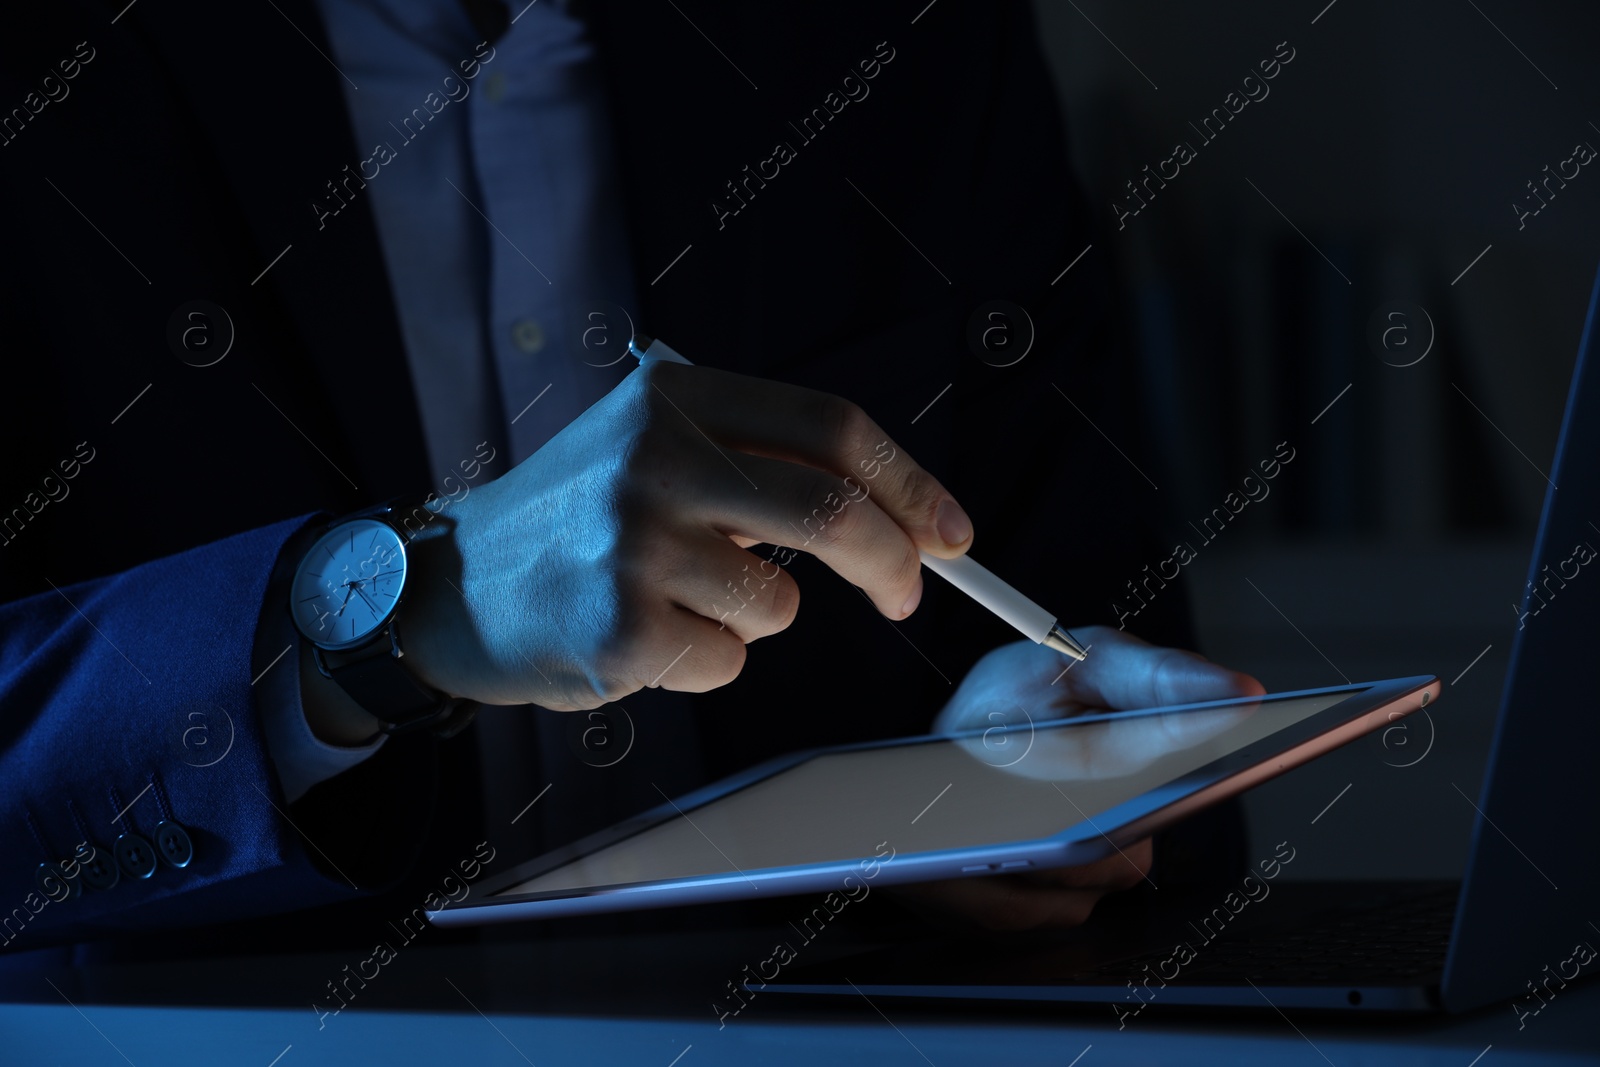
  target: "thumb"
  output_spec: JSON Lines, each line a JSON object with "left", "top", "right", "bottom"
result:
{"left": 1063, "top": 626, "right": 1266, "bottom": 711}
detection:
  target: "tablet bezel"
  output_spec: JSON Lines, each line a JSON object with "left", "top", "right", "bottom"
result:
{"left": 430, "top": 676, "right": 1439, "bottom": 927}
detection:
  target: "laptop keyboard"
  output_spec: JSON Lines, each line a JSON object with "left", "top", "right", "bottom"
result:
{"left": 1081, "top": 885, "right": 1457, "bottom": 985}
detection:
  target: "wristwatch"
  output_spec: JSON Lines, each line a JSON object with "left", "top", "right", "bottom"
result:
{"left": 287, "top": 501, "right": 475, "bottom": 738}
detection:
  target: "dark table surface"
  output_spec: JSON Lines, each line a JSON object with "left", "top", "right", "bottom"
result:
{"left": 3, "top": 887, "right": 1596, "bottom": 1066}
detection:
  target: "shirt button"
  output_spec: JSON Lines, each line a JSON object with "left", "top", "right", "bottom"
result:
{"left": 484, "top": 71, "right": 508, "bottom": 102}
{"left": 511, "top": 318, "right": 546, "bottom": 354}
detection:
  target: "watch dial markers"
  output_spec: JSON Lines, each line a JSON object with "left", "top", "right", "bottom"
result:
{"left": 289, "top": 518, "right": 408, "bottom": 650}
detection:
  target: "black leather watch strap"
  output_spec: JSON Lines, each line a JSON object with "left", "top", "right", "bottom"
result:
{"left": 332, "top": 650, "right": 440, "bottom": 723}
{"left": 317, "top": 618, "right": 475, "bottom": 737}
{"left": 322, "top": 623, "right": 443, "bottom": 728}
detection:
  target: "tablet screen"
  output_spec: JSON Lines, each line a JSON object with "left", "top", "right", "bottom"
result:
{"left": 496, "top": 690, "right": 1360, "bottom": 897}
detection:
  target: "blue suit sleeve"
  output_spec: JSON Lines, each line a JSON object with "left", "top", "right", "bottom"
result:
{"left": 0, "top": 514, "right": 420, "bottom": 952}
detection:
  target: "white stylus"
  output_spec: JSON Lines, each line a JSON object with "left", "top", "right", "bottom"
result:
{"left": 627, "top": 334, "right": 1089, "bottom": 662}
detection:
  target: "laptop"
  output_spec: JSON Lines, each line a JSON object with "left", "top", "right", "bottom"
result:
{"left": 763, "top": 266, "right": 1600, "bottom": 1016}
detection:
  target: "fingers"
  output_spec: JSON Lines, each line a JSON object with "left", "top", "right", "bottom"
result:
{"left": 1061, "top": 626, "right": 1266, "bottom": 712}
{"left": 659, "top": 531, "right": 802, "bottom": 642}
{"left": 677, "top": 450, "right": 927, "bottom": 620}
{"left": 1028, "top": 838, "right": 1154, "bottom": 891}
{"left": 644, "top": 361, "right": 975, "bottom": 558}
{"left": 895, "top": 840, "right": 1153, "bottom": 932}
{"left": 594, "top": 606, "right": 751, "bottom": 699}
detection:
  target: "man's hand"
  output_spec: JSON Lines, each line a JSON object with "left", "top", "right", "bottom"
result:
{"left": 933, "top": 629, "right": 1265, "bottom": 735}
{"left": 898, "top": 629, "right": 1265, "bottom": 931}
{"left": 399, "top": 360, "right": 975, "bottom": 710}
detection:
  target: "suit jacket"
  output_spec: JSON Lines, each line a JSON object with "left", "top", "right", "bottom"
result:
{"left": 0, "top": 0, "right": 1210, "bottom": 958}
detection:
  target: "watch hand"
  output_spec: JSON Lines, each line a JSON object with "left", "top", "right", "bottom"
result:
{"left": 353, "top": 584, "right": 380, "bottom": 614}
{"left": 334, "top": 584, "right": 356, "bottom": 616}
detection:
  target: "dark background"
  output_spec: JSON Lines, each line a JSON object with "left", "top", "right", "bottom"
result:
{"left": 3, "top": 0, "right": 1592, "bottom": 894}
{"left": 1027, "top": 0, "right": 1600, "bottom": 878}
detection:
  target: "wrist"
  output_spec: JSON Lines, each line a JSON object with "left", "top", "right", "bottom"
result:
{"left": 393, "top": 502, "right": 466, "bottom": 698}
{"left": 253, "top": 516, "right": 389, "bottom": 807}
{"left": 285, "top": 499, "right": 475, "bottom": 738}
{"left": 298, "top": 640, "right": 385, "bottom": 745}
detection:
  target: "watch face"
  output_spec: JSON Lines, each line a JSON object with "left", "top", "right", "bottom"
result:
{"left": 290, "top": 519, "right": 408, "bottom": 650}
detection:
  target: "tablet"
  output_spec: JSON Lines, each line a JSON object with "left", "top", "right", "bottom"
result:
{"left": 430, "top": 676, "right": 1439, "bottom": 927}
